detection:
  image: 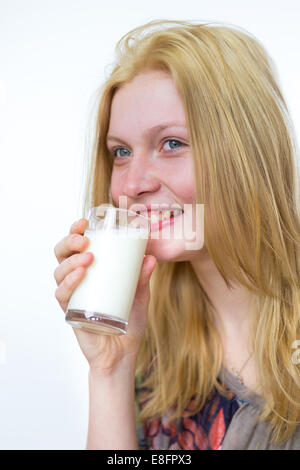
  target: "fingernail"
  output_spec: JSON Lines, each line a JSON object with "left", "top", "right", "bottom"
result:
{"left": 72, "top": 219, "right": 80, "bottom": 229}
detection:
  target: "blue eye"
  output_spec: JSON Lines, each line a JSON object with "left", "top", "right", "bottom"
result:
{"left": 163, "top": 139, "right": 183, "bottom": 151}
{"left": 111, "top": 148, "right": 131, "bottom": 158}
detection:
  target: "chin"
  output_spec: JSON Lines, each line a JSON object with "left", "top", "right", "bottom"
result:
{"left": 145, "top": 238, "right": 198, "bottom": 262}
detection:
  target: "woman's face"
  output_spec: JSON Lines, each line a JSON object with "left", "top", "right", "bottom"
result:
{"left": 107, "top": 70, "right": 204, "bottom": 262}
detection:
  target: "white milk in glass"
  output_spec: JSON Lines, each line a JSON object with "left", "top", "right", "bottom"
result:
{"left": 66, "top": 226, "right": 148, "bottom": 335}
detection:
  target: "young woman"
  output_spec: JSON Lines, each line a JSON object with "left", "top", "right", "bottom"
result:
{"left": 53, "top": 20, "right": 300, "bottom": 449}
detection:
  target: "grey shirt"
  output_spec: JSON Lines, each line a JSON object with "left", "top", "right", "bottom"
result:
{"left": 219, "top": 366, "right": 300, "bottom": 450}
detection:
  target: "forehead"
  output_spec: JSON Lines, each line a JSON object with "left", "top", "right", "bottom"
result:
{"left": 108, "top": 71, "right": 186, "bottom": 132}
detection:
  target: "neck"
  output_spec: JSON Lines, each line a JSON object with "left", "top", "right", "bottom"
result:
{"left": 190, "top": 249, "right": 255, "bottom": 345}
{"left": 190, "top": 249, "right": 260, "bottom": 393}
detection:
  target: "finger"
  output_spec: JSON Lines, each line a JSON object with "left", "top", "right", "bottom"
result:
{"left": 131, "top": 255, "right": 157, "bottom": 319}
{"left": 54, "top": 232, "right": 90, "bottom": 264}
{"left": 55, "top": 266, "right": 86, "bottom": 312}
{"left": 54, "top": 249, "right": 93, "bottom": 286}
{"left": 54, "top": 219, "right": 89, "bottom": 263}
{"left": 137, "top": 255, "right": 157, "bottom": 289}
{"left": 69, "top": 218, "right": 88, "bottom": 235}
{"left": 54, "top": 251, "right": 94, "bottom": 286}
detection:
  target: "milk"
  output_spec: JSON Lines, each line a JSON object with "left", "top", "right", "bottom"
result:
{"left": 67, "top": 227, "right": 148, "bottom": 324}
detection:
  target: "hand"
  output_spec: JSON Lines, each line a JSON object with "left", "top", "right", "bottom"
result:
{"left": 54, "top": 218, "right": 156, "bottom": 374}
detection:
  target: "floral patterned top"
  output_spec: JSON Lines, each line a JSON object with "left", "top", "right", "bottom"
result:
{"left": 135, "top": 371, "right": 247, "bottom": 450}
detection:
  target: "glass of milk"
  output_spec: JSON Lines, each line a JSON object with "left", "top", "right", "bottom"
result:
{"left": 65, "top": 204, "right": 150, "bottom": 335}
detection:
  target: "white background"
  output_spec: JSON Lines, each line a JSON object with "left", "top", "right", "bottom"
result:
{"left": 0, "top": 0, "right": 299, "bottom": 450}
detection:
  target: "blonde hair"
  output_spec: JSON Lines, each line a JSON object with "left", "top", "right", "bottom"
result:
{"left": 82, "top": 19, "right": 300, "bottom": 444}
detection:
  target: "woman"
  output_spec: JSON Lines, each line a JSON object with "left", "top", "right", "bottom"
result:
{"left": 53, "top": 20, "right": 300, "bottom": 449}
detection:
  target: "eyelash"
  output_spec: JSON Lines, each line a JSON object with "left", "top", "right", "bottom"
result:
{"left": 110, "top": 139, "right": 185, "bottom": 159}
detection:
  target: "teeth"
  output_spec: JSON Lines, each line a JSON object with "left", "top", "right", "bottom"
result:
{"left": 135, "top": 208, "right": 183, "bottom": 223}
{"left": 172, "top": 209, "right": 183, "bottom": 217}
{"left": 149, "top": 209, "right": 182, "bottom": 223}
{"left": 161, "top": 210, "right": 171, "bottom": 221}
{"left": 150, "top": 213, "right": 160, "bottom": 223}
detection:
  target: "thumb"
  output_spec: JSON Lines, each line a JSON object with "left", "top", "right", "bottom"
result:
{"left": 129, "top": 255, "right": 157, "bottom": 336}
{"left": 137, "top": 255, "right": 157, "bottom": 289}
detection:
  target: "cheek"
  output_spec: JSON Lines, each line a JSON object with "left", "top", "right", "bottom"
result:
{"left": 172, "top": 160, "right": 195, "bottom": 202}
{"left": 110, "top": 171, "right": 121, "bottom": 204}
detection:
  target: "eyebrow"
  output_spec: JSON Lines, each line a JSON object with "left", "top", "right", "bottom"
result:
{"left": 106, "top": 122, "right": 187, "bottom": 144}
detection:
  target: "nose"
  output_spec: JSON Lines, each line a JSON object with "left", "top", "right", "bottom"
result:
{"left": 121, "top": 157, "right": 161, "bottom": 199}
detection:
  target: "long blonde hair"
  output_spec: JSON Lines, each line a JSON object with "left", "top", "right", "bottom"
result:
{"left": 82, "top": 20, "right": 300, "bottom": 444}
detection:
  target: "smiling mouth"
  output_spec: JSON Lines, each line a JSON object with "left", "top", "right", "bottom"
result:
{"left": 136, "top": 209, "right": 184, "bottom": 231}
{"left": 136, "top": 208, "right": 184, "bottom": 224}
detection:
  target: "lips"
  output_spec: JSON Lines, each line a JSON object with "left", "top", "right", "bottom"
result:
{"left": 149, "top": 210, "right": 183, "bottom": 232}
